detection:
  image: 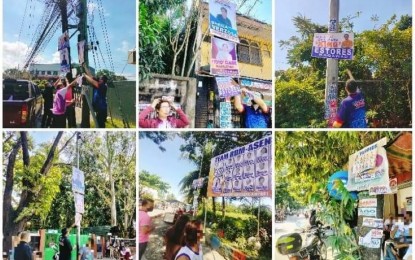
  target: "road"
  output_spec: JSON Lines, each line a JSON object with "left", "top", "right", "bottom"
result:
{"left": 141, "top": 209, "right": 225, "bottom": 260}
{"left": 275, "top": 214, "right": 334, "bottom": 260}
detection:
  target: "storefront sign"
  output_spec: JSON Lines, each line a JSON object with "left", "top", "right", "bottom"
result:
{"left": 359, "top": 198, "right": 377, "bottom": 208}
{"left": 358, "top": 207, "right": 377, "bottom": 217}
{"left": 207, "top": 136, "right": 272, "bottom": 197}
{"left": 311, "top": 33, "right": 354, "bottom": 60}
{"left": 211, "top": 37, "right": 239, "bottom": 77}
{"left": 209, "top": 0, "right": 239, "bottom": 43}
{"left": 362, "top": 218, "right": 384, "bottom": 229}
{"left": 216, "top": 77, "right": 240, "bottom": 98}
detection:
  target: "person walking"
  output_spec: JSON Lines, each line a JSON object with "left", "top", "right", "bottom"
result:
{"left": 14, "top": 231, "right": 33, "bottom": 260}
{"left": 139, "top": 199, "right": 155, "bottom": 260}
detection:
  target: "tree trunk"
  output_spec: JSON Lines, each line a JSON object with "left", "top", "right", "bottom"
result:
{"left": 3, "top": 139, "right": 21, "bottom": 252}
{"left": 110, "top": 168, "right": 117, "bottom": 227}
{"left": 221, "top": 197, "right": 225, "bottom": 218}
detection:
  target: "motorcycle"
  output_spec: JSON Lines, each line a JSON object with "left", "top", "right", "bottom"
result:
{"left": 277, "top": 225, "right": 329, "bottom": 260}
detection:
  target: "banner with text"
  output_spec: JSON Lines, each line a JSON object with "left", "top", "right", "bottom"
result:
{"left": 312, "top": 33, "right": 354, "bottom": 60}
{"left": 72, "top": 167, "right": 85, "bottom": 194}
{"left": 216, "top": 77, "right": 241, "bottom": 98}
{"left": 211, "top": 37, "right": 239, "bottom": 77}
{"left": 207, "top": 136, "right": 272, "bottom": 197}
{"left": 209, "top": 0, "right": 239, "bottom": 43}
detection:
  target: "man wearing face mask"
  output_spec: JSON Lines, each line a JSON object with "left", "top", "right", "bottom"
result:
{"left": 139, "top": 199, "right": 155, "bottom": 260}
{"left": 234, "top": 87, "right": 269, "bottom": 128}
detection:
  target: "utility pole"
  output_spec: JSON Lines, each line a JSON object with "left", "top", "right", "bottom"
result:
{"left": 58, "top": 0, "right": 72, "bottom": 72}
{"left": 76, "top": 132, "right": 81, "bottom": 258}
{"left": 325, "top": 0, "right": 339, "bottom": 127}
{"left": 78, "top": 0, "right": 91, "bottom": 128}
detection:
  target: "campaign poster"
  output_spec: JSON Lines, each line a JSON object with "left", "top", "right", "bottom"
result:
{"left": 72, "top": 167, "right": 85, "bottom": 194}
{"left": 207, "top": 135, "right": 272, "bottom": 197}
{"left": 77, "top": 40, "right": 85, "bottom": 64}
{"left": 311, "top": 33, "right": 354, "bottom": 60}
{"left": 60, "top": 48, "right": 70, "bottom": 74}
{"left": 216, "top": 77, "right": 241, "bottom": 98}
{"left": 209, "top": 0, "right": 239, "bottom": 43}
{"left": 362, "top": 218, "right": 384, "bottom": 229}
{"left": 358, "top": 207, "right": 377, "bottom": 217}
{"left": 58, "top": 31, "right": 70, "bottom": 51}
{"left": 220, "top": 101, "right": 232, "bottom": 128}
{"left": 211, "top": 37, "right": 239, "bottom": 77}
{"left": 347, "top": 139, "right": 390, "bottom": 192}
{"left": 74, "top": 193, "right": 84, "bottom": 214}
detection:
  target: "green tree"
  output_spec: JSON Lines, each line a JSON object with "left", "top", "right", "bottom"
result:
{"left": 139, "top": 170, "right": 171, "bottom": 198}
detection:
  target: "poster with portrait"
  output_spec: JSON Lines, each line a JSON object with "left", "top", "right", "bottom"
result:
{"left": 207, "top": 135, "right": 272, "bottom": 197}
{"left": 220, "top": 101, "right": 232, "bottom": 128}
{"left": 211, "top": 37, "right": 239, "bottom": 77}
{"left": 72, "top": 167, "right": 85, "bottom": 194}
{"left": 58, "top": 31, "right": 70, "bottom": 51}
{"left": 60, "top": 48, "right": 70, "bottom": 74}
{"left": 347, "top": 138, "right": 390, "bottom": 193}
{"left": 311, "top": 33, "right": 354, "bottom": 60}
{"left": 216, "top": 77, "right": 241, "bottom": 98}
{"left": 209, "top": 0, "right": 239, "bottom": 43}
{"left": 77, "top": 40, "right": 85, "bottom": 64}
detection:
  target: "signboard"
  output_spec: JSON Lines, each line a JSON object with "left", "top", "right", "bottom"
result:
{"left": 358, "top": 237, "right": 381, "bottom": 249}
{"left": 209, "top": 0, "right": 239, "bottom": 43}
{"left": 207, "top": 136, "right": 272, "bottom": 197}
{"left": 72, "top": 167, "right": 85, "bottom": 194}
{"left": 311, "top": 33, "right": 354, "bottom": 60}
{"left": 347, "top": 139, "right": 390, "bottom": 192}
{"left": 74, "top": 193, "right": 84, "bottom": 214}
{"left": 211, "top": 37, "right": 239, "bottom": 77}
{"left": 58, "top": 31, "right": 70, "bottom": 51}
{"left": 362, "top": 218, "right": 384, "bottom": 229}
{"left": 325, "top": 83, "right": 338, "bottom": 124}
{"left": 216, "top": 77, "right": 240, "bottom": 98}
{"left": 220, "top": 102, "right": 232, "bottom": 128}
{"left": 75, "top": 213, "right": 82, "bottom": 226}
{"left": 390, "top": 178, "right": 398, "bottom": 193}
{"left": 359, "top": 198, "right": 377, "bottom": 208}
{"left": 358, "top": 207, "right": 377, "bottom": 217}
{"left": 77, "top": 40, "right": 85, "bottom": 64}
{"left": 192, "top": 178, "right": 205, "bottom": 189}
{"left": 240, "top": 79, "right": 272, "bottom": 90}
{"left": 60, "top": 48, "right": 70, "bottom": 74}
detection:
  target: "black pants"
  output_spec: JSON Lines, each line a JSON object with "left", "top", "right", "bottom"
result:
{"left": 96, "top": 109, "right": 107, "bottom": 128}
{"left": 139, "top": 242, "right": 148, "bottom": 260}
{"left": 52, "top": 114, "right": 66, "bottom": 128}
{"left": 66, "top": 105, "right": 76, "bottom": 128}
{"left": 42, "top": 106, "right": 53, "bottom": 128}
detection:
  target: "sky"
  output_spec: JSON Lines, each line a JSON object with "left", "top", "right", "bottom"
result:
{"left": 238, "top": 0, "right": 272, "bottom": 24}
{"left": 139, "top": 134, "right": 197, "bottom": 201}
{"left": 3, "top": 0, "right": 136, "bottom": 80}
{"left": 275, "top": 0, "right": 412, "bottom": 70}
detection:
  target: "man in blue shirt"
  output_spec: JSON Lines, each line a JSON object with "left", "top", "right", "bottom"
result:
{"left": 333, "top": 79, "right": 367, "bottom": 128}
{"left": 234, "top": 87, "right": 269, "bottom": 128}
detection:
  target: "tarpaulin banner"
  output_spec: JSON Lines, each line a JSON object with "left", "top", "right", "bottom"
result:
{"left": 209, "top": 0, "right": 239, "bottom": 43}
{"left": 311, "top": 33, "right": 354, "bottom": 60}
{"left": 211, "top": 37, "right": 239, "bottom": 77}
{"left": 207, "top": 136, "right": 272, "bottom": 197}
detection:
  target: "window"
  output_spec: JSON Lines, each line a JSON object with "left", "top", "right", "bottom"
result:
{"left": 53, "top": 71, "right": 58, "bottom": 76}
{"left": 237, "top": 40, "right": 250, "bottom": 63}
{"left": 250, "top": 43, "right": 262, "bottom": 65}
{"left": 47, "top": 71, "right": 52, "bottom": 75}
{"left": 237, "top": 39, "right": 263, "bottom": 66}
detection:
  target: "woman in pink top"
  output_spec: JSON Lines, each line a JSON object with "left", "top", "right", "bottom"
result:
{"left": 51, "top": 77, "right": 80, "bottom": 128}
{"left": 139, "top": 98, "right": 190, "bottom": 128}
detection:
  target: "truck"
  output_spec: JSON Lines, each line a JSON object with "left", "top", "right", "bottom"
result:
{"left": 3, "top": 79, "right": 44, "bottom": 128}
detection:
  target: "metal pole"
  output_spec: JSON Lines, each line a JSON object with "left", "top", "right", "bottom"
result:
{"left": 325, "top": 0, "right": 339, "bottom": 127}
{"left": 76, "top": 132, "right": 81, "bottom": 257}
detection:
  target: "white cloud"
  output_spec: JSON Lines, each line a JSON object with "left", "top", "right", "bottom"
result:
{"left": 3, "top": 41, "right": 30, "bottom": 70}
{"left": 116, "top": 41, "right": 130, "bottom": 53}
{"left": 51, "top": 51, "right": 61, "bottom": 63}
